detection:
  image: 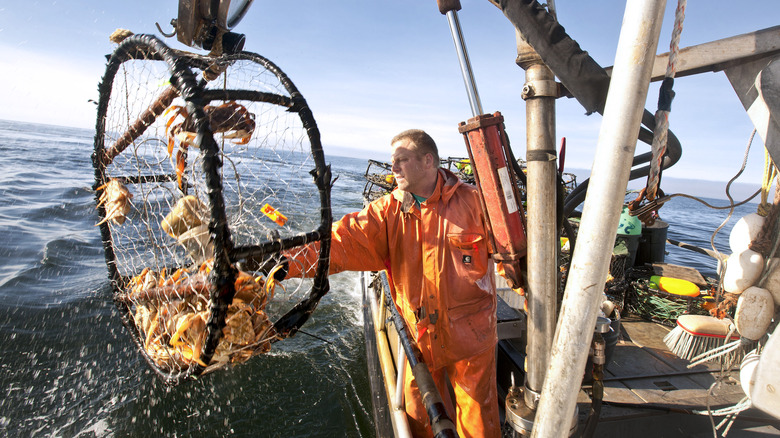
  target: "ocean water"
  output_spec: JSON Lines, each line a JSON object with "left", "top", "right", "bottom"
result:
{"left": 0, "top": 119, "right": 760, "bottom": 437}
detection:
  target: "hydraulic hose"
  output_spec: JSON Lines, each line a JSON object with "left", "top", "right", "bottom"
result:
{"left": 582, "top": 362, "right": 604, "bottom": 438}
{"left": 380, "top": 273, "right": 458, "bottom": 438}
{"left": 563, "top": 110, "right": 682, "bottom": 217}
{"left": 583, "top": 328, "right": 606, "bottom": 438}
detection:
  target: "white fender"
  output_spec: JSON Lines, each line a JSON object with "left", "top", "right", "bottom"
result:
{"left": 734, "top": 286, "right": 774, "bottom": 341}
{"left": 723, "top": 249, "right": 764, "bottom": 294}
{"left": 739, "top": 350, "right": 760, "bottom": 399}
{"left": 729, "top": 213, "right": 765, "bottom": 253}
{"left": 761, "top": 258, "right": 780, "bottom": 307}
{"left": 751, "top": 327, "right": 780, "bottom": 420}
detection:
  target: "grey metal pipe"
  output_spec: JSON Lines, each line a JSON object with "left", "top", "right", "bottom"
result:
{"left": 445, "top": 10, "right": 484, "bottom": 116}
{"left": 394, "top": 337, "right": 407, "bottom": 409}
{"left": 531, "top": 1, "right": 667, "bottom": 436}
{"left": 516, "top": 34, "right": 558, "bottom": 409}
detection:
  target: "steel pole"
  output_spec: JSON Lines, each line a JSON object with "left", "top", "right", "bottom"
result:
{"left": 516, "top": 35, "right": 558, "bottom": 410}
{"left": 445, "top": 10, "right": 484, "bottom": 116}
{"left": 531, "top": 1, "right": 667, "bottom": 436}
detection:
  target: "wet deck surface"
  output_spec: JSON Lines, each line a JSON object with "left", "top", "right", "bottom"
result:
{"left": 578, "top": 316, "right": 780, "bottom": 437}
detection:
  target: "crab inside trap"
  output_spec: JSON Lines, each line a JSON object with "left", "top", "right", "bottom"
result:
{"left": 119, "top": 261, "right": 277, "bottom": 374}
{"left": 92, "top": 35, "right": 331, "bottom": 382}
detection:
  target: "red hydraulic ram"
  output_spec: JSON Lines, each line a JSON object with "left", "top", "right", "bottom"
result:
{"left": 459, "top": 112, "right": 527, "bottom": 289}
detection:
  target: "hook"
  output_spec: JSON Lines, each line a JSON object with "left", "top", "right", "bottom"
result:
{"left": 627, "top": 187, "right": 669, "bottom": 226}
{"left": 156, "top": 19, "right": 177, "bottom": 38}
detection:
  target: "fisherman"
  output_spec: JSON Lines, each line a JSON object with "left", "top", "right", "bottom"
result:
{"left": 282, "top": 129, "right": 500, "bottom": 437}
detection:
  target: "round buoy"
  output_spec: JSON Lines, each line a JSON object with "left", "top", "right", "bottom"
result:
{"left": 729, "top": 213, "right": 765, "bottom": 253}
{"left": 740, "top": 349, "right": 760, "bottom": 398}
{"left": 618, "top": 206, "right": 642, "bottom": 236}
{"left": 761, "top": 258, "right": 780, "bottom": 307}
{"left": 723, "top": 249, "right": 764, "bottom": 294}
{"left": 734, "top": 286, "right": 774, "bottom": 340}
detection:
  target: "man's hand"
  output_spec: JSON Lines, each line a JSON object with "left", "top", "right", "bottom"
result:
{"left": 240, "top": 254, "right": 288, "bottom": 281}
{"left": 264, "top": 256, "right": 288, "bottom": 282}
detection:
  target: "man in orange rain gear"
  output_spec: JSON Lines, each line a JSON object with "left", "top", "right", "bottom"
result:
{"left": 285, "top": 129, "right": 500, "bottom": 437}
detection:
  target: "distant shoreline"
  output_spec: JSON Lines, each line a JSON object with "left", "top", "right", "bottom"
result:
{"left": 324, "top": 143, "right": 763, "bottom": 204}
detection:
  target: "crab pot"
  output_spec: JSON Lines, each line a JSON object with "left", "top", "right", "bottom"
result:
{"left": 92, "top": 35, "right": 331, "bottom": 384}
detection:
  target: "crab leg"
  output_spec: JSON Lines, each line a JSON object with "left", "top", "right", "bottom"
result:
{"left": 121, "top": 273, "right": 211, "bottom": 303}
{"left": 170, "top": 312, "right": 205, "bottom": 346}
{"left": 144, "top": 315, "right": 160, "bottom": 351}
{"left": 265, "top": 264, "right": 287, "bottom": 300}
{"left": 95, "top": 203, "right": 123, "bottom": 226}
{"left": 175, "top": 148, "right": 187, "bottom": 189}
{"left": 163, "top": 105, "right": 187, "bottom": 157}
{"left": 101, "top": 86, "right": 179, "bottom": 167}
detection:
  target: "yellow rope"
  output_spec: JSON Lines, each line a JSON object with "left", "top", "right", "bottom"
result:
{"left": 758, "top": 148, "right": 777, "bottom": 217}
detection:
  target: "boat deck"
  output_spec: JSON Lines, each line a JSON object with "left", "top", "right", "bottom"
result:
{"left": 580, "top": 316, "right": 780, "bottom": 436}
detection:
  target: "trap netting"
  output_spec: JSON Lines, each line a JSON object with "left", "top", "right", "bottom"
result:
{"left": 92, "top": 34, "right": 332, "bottom": 384}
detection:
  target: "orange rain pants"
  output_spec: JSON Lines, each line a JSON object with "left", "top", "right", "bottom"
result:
{"left": 404, "top": 347, "right": 500, "bottom": 438}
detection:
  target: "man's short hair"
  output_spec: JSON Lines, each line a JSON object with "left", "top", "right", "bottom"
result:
{"left": 391, "top": 129, "right": 440, "bottom": 165}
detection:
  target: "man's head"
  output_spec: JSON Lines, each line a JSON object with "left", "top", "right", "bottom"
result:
{"left": 390, "top": 129, "right": 440, "bottom": 198}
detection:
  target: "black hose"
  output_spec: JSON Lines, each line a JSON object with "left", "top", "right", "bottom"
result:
{"left": 562, "top": 110, "right": 682, "bottom": 217}
{"left": 667, "top": 238, "right": 720, "bottom": 259}
{"left": 381, "top": 273, "right": 459, "bottom": 438}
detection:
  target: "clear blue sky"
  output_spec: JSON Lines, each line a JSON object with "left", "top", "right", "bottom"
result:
{"left": 1, "top": 0, "right": 778, "bottom": 190}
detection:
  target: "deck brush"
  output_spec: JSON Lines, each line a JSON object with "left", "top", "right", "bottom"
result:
{"left": 663, "top": 314, "right": 741, "bottom": 363}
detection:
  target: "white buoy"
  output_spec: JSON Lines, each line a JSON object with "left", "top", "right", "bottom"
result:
{"left": 751, "top": 326, "right": 780, "bottom": 419}
{"left": 740, "top": 350, "right": 760, "bottom": 399}
{"left": 723, "top": 249, "right": 765, "bottom": 294}
{"left": 762, "top": 258, "right": 780, "bottom": 307}
{"left": 735, "top": 286, "right": 775, "bottom": 340}
{"left": 729, "top": 213, "right": 765, "bottom": 253}
{"left": 177, "top": 224, "right": 213, "bottom": 264}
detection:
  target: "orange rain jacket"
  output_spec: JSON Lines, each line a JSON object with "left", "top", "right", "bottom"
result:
{"left": 286, "top": 168, "right": 497, "bottom": 370}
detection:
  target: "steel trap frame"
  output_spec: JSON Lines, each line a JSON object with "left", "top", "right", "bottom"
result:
{"left": 92, "top": 34, "right": 332, "bottom": 384}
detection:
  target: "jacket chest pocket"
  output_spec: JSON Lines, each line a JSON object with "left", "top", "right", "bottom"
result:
{"left": 446, "top": 233, "right": 489, "bottom": 286}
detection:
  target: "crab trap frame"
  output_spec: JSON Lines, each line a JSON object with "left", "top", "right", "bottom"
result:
{"left": 92, "top": 34, "right": 332, "bottom": 384}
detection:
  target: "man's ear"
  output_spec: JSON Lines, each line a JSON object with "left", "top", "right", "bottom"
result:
{"left": 425, "top": 152, "right": 435, "bottom": 168}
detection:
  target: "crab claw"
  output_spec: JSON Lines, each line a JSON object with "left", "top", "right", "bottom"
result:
{"left": 167, "top": 136, "right": 176, "bottom": 158}
{"left": 174, "top": 147, "right": 187, "bottom": 189}
{"left": 164, "top": 105, "right": 187, "bottom": 157}
{"left": 265, "top": 264, "right": 287, "bottom": 299}
{"left": 223, "top": 128, "right": 253, "bottom": 145}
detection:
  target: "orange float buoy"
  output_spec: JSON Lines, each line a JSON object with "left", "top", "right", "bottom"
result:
{"left": 261, "top": 203, "right": 288, "bottom": 227}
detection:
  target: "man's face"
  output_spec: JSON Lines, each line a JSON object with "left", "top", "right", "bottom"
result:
{"left": 391, "top": 139, "right": 430, "bottom": 195}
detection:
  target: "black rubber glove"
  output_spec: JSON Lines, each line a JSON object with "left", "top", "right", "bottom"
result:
{"left": 266, "top": 256, "right": 288, "bottom": 281}
{"left": 240, "top": 254, "right": 288, "bottom": 281}
{"left": 257, "top": 255, "right": 287, "bottom": 281}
